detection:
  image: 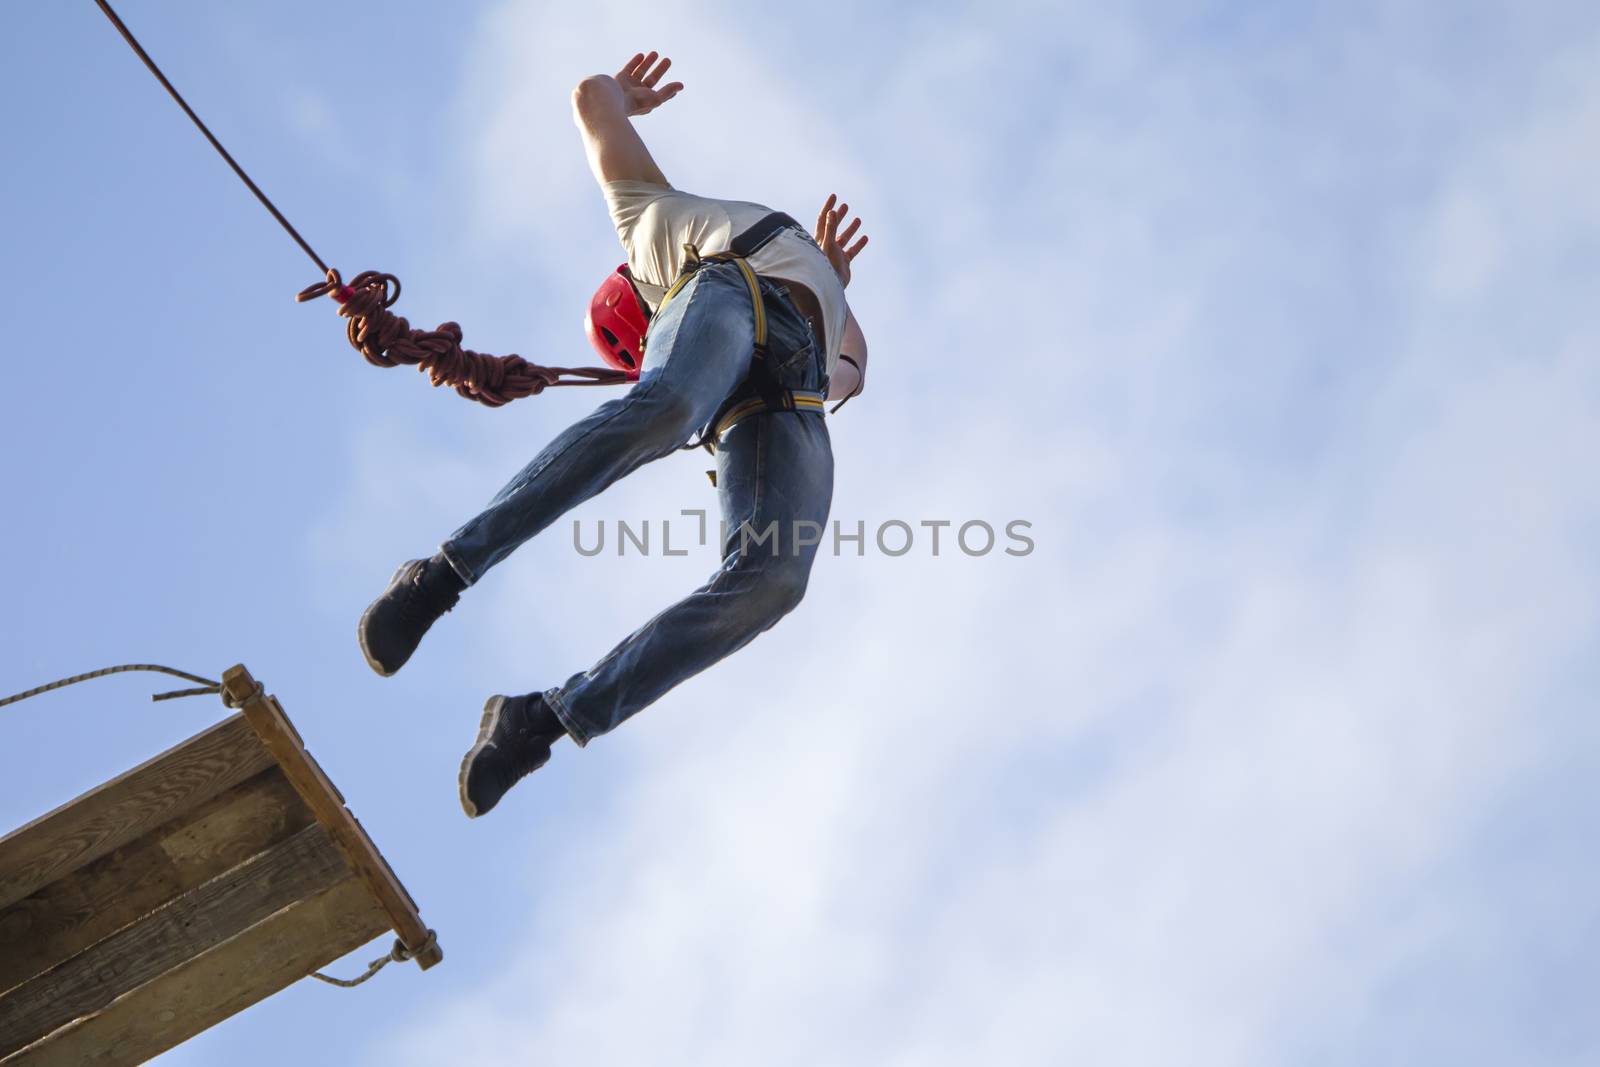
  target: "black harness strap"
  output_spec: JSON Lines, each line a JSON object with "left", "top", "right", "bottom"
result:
{"left": 728, "top": 212, "right": 807, "bottom": 258}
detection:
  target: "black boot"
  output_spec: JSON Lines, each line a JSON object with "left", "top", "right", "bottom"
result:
{"left": 459, "top": 693, "right": 566, "bottom": 818}
{"left": 357, "top": 555, "right": 464, "bottom": 677}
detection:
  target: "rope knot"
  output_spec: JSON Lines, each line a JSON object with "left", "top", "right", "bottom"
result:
{"left": 309, "top": 928, "right": 438, "bottom": 989}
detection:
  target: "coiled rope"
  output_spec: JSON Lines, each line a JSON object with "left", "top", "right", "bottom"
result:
{"left": 295, "top": 271, "right": 628, "bottom": 406}
{"left": 93, "top": 0, "right": 629, "bottom": 407}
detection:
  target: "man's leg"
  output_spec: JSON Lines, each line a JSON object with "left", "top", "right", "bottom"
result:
{"left": 357, "top": 263, "right": 761, "bottom": 677}
{"left": 544, "top": 409, "right": 835, "bottom": 744}
{"left": 441, "top": 263, "right": 760, "bottom": 584}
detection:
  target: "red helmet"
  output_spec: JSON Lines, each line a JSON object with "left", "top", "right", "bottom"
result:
{"left": 585, "top": 265, "right": 649, "bottom": 380}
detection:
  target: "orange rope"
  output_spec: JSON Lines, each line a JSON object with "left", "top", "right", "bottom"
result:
{"left": 298, "top": 271, "right": 630, "bottom": 407}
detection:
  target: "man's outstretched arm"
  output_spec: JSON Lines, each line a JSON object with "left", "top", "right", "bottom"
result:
{"left": 572, "top": 52, "right": 683, "bottom": 188}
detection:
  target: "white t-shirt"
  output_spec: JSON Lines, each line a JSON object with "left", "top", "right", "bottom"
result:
{"left": 601, "top": 181, "right": 849, "bottom": 377}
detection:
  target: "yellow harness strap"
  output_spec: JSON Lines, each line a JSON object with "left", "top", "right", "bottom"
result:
{"left": 711, "top": 390, "right": 827, "bottom": 440}
{"left": 652, "top": 243, "right": 767, "bottom": 350}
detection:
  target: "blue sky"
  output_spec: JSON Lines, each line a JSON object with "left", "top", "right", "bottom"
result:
{"left": 3, "top": 0, "right": 1599, "bottom": 1064}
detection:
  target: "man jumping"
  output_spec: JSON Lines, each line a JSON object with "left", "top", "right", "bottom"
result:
{"left": 355, "top": 51, "right": 870, "bottom": 818}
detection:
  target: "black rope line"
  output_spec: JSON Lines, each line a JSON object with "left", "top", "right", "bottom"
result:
{"left": 92, "top": 0, "right": 330, "bottom": 275}
{"left": 89, "top": 0, "right": 632, "bottom": 406}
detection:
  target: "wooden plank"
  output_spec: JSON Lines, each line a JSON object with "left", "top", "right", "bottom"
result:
{"left": 0, "top": 823, "right": 348, "bottom": 1057}
{"left": 0, "top": 714, "right": 274, "bottom": 911}
{"left": 0, "top": 768, "right": 313, "bottom": 995}
{"left": 222, "top": 665, "right": 442, "bottom": 969}
{"left": 2, "top": 874, "right": 391, "bottom": 1066}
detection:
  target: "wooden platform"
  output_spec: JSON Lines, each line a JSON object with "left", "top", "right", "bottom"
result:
{"left": 0, "top": 665, "right": 440, "bottom": 1064}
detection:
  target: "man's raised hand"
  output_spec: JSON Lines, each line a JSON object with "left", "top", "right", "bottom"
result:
{"left": 616, "top": 52, "right": 684, "bottom": 117}
{"left": 815, "top": 194, "right": 869, "bottom": 288}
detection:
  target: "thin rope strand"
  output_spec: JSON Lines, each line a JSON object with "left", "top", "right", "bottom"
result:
{"left": 0, "top": 664, "right": 223, "bottom": 709}
{"left": 92, "top": 0, "right": 330, "bottom": 274}
{"left": 309, "top": 930, "right": 437, "bottom": 988}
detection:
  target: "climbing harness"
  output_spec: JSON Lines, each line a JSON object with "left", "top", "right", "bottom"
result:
{"left": 91, "top": 0, "right": 629, "bottom": 407}
{"left": 658, "top": 212, "right": 830, "bottom": 467}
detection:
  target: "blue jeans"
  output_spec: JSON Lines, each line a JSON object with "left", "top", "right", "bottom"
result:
{"left": 440, "top": 261, "right": 834, "bottom": 745}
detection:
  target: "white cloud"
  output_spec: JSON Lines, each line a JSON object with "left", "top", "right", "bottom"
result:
{"left": 335, "top": 2, "right": 1600, "bottom": 1065}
